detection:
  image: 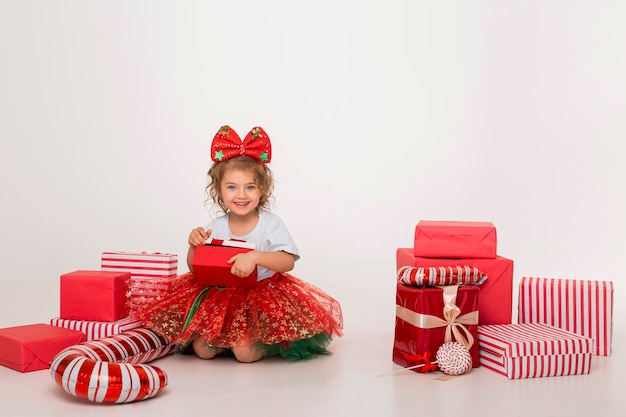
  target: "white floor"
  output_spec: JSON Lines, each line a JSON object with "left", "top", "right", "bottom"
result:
{"left": 1, "top": 279, "right": 624, "bottom": 417}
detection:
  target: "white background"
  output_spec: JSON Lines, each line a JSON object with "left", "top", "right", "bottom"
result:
{"left": 1, "top": 0, "right": 624, "bottom": 333}
{"left": 1, "top": 2, "right": 625, "bottom": 416}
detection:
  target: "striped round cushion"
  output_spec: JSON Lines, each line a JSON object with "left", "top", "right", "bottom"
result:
{"left": 397, "top": 265, "right": 487, "bottom": 287}
{"left": 50, "top": 327, "right": 175, "bottom": 403}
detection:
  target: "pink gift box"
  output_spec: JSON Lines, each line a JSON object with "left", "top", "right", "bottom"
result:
{"left": 0, "top": 324, "right": 85, "bottom": 372}
{"left": 60, "top": 270, "right": 130, "bottom": 321}
{"left": 396, "top": 248, "right": 513, "bottom": 325}
{"left": 518, "top": 277, "right": 614, "bottom": 356}
{"left": 50, "top": 316, "right": 142, "bottom": 341}
{"left": 192, "top": 244, "right": 258, "bottom": 288}
{"left": 478, "top": 323, "right": 593, "bottom": 379}
{"left": 101, "top": 251, "right": 178, "bottom": 306}
{"left": 414, "top": 220, "right": 497, "bottom": 259}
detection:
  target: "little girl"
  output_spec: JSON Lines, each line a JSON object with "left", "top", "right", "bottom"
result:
{"left": 130, "top": 125, "right": 343, "bottom": 362}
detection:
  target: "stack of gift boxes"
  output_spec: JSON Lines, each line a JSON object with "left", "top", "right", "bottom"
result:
{"left": 0, "top": 251, "right": 178, "bottom": 373}
{"left": 394, "top": 220, "right": 614, "bottom": 379}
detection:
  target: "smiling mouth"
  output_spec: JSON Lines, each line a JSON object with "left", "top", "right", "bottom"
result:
{"left": 234, "top": 202, "right": 249, "bottom": 207}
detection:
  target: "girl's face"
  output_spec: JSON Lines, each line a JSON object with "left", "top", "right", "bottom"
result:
{"left": 220, "top": 168, "right": 261, "bottom": 218}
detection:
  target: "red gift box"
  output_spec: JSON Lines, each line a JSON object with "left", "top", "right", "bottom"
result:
{"left": 393, "top": 283, "right": 480, "bottom": 371}
{"left": 50, "top": 316, "right": 142, "bottom": 341}
{"left": 101, "top": 251, "right": 178, "bottom": 307}
{"left": 60, "top": 270, "right": 130, "bottom": 321}
{"left": 397, "top": 248, "right": 513, "bottom": 325}
{"left": 0, "top": 324, "right": 85, "bottom": 372}
{"left": 518, "top": 277, "right": 614, "bottom": 356}
{"left": 192, "top": 244, "right": 258, "bottom": 288}
{"left": 478, "top": 323, "right": 593, "bottom": 379}
{"left": 414, "top": 220, "right": 497, "bottom": 259}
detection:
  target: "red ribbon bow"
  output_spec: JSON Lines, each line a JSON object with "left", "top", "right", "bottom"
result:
{"left": 401, "top": 351, "right": 439, "bottom": 373}
{"left": 211, "top": 125, "right": 272, "bottom": 164}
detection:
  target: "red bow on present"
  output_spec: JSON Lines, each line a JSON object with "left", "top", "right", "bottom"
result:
{"left": 211, "top": 125, "right": 272, "bottom": 164}
{"left": 401, "top": 351, "right": 439, "bottom": 373}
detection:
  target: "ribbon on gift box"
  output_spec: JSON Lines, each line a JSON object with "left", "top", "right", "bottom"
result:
{"left": 398, "top": 265, "right": 488, "bottom": 287}
{"left": 395, "top": 285, "right": 478, "bottom": 349}
{"left": 398, "top": 350, "right": 438, "bottom": 373}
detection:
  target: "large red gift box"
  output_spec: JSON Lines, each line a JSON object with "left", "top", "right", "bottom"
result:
{"left": 192, "top": 243, "right": 258, "bottom": 288}
{"left": 50, "top": 316, "right": 142, "bottom": 341}
{"left": 397, "top": 248, "right": 513, "bottom": 325}
{"left": 414, "top": 220, "right": 497, "bottom": 259}
{"left": 393, "top": 282, "right": 480, "bottom": 370}
{"left": 518, "top": 277, "right": 614, "bottom": 356}
{"left": 478, "top": 323, "right": 593, "bottom": 379}
{"left": 0, "top": 324, "right": 85, "bottom": 372}
{"left": 60, "top": 270, "right": 130, "bottom": 321}
{"left": 101, "top": 251, "right": 178, "bottom": 307}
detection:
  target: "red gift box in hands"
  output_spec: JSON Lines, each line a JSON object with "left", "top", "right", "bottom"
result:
{"left": 192, "top": 240, "right": 258, "bottom": 288}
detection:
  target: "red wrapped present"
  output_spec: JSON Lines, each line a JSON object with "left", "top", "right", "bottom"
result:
{"left": 478, "top": 323, "right": 593, "bottom": 379}
{"left": 396, "top": 248, "right": 513, "bottom": 325}
{"left": 413, "top": 220, "right": 497, "bottom": 259}
{"left": 192, "top": 240, "right": 258, "bottom": 288}
{"left": 101, "top": 251, "right": 178, "bottom": 307}
{"left": 50, "top": 316, "right": 142, "bottom": 341}
{"left": 60, "top": 270, "right": 130, "bottom": 321}
{"left": 393, "top": 282, "right": 480, "bottom": 371}
{"left": 0, "top": 323, "right": 85, "bottom": 372}
{"left": 518, "top": 277, "right": 614, "bottom": 356}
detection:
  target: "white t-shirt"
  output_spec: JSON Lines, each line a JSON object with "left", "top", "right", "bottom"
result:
{"left": 205, "top": 208, "right": 300, "bottom": 280}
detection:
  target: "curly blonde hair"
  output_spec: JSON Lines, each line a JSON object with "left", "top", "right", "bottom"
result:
{"left": 205, "top": 156, "right": 275, "bottom": 214}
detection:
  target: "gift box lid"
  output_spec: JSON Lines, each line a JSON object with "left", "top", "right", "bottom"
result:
{"left": 414, "top": 220, "right": 497, "bottom": 259}
{"left": 61, "top": 269, "right": 131, "bottom": 280}
{"left": 102, "top": 251, "right": 178, "bottom": 259}
{"left": 417, "top": 220, "right": 495, "bottom": 229}
{"left": 478, "top": 323, "right": 594, "bottom": 357}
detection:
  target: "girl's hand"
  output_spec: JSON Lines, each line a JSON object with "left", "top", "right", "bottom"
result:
{"left": 227, "top": 252, "right": 257, "bottom": 277}
{"left": 188, "top": 227, "right": 211, "bottom": 247}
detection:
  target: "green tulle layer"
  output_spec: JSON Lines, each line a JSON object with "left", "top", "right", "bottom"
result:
{"left": 262, "top": 332, "right": 334, "bottom": 362}
{"left": 176, "top": 332, "right": 334, "bottom": 362}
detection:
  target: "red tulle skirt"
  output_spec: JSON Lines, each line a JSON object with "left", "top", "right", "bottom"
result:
{"left": 129, "top": 272, "right": 343, "bottom": 360}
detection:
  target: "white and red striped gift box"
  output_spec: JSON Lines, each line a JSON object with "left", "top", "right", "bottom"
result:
{"left": 101, "top": 251, "right": 178, "bottom": 306}
{"left": 478, "top": 323, "right": 593, "bottom": 379}
{"left": 50, "top": 316, "right": 143, "bottom": 341}
{"left": 517, "top": 277, "right": 614, "bottom": 356}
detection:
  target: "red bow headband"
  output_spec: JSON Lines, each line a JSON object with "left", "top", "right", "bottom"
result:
{"left": 211, "top": 125, "right": 271, "bottom": 164}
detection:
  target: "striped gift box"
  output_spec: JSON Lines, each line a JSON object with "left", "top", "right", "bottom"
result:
{"left": 101, "top": 251, "right": 178, "bottom": 306}
{"left": 478, "top": 323, "right": 593, "bottom": 379}
{"left": 517, "top": 277, "right": 614, "bottom": 356}
{"left": 50, "top": 316, "right": 143, "bottom": 341}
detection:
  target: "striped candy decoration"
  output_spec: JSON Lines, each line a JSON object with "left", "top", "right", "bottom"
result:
{"left": 517, "top": 277, "right": 614, "bottom": 356}
{"left": 478, "top": 323, "right": 593, "bottom": 379}
{"left": 50, "top": 316, "right": 143, "bottom": 341}
{"left": 101, "top": 251, "right": 178, "bottom": 306}
{"left": 397, "top": 265, "right": 488, "bottom": 287}
{"left": 50, "top": 328, "right": 176, "bottom": 403}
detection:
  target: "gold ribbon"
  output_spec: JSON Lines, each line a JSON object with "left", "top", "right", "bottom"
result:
{"left": 396, "top": 285, "right": 478, "bottom": 349}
